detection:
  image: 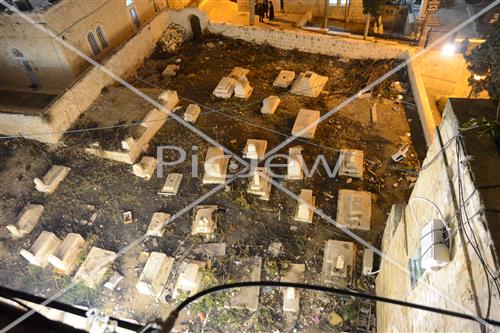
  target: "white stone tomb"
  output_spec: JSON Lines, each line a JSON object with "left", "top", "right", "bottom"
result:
{"left": 294, "top": 189, "right": 315, "bottom": 223}
{"left": 243, "top": 139, "right": 267, "bottom": 160}
{"left": 247, "top": 167, "right": 272, "bottom": 201}
{"left": 261, "top": 95, "right": 281, "bottom": 114}
{"left": 34, "top": 165, "right": 70, "bottom": 193}
{"left": 7, "top": 204, "right": 44, "bottom": 238}
{"left": 336, "top": 189, "right": 371, "bottom": 231}
{"left": 273, "top": 70, "right": 296, "bottom": 88}
{"left": 20, "top": 231, "right": 61, "bottom": 267}
{"left": 202, "top": 147, "right": 229, "bottom": 184}
{"left": 292, "top": 108, "right": 320, "bottom": 139}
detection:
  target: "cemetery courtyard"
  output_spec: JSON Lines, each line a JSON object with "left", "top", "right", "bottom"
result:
{"left": 0, "top": 34, "right": 426, "bottom": 332}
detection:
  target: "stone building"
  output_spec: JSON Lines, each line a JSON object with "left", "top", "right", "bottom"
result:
{"left": 376, "top": 98, "right": 500, "bottom": 331}
{"left": 0, "top": 0, "right": 167, "bottom": 92}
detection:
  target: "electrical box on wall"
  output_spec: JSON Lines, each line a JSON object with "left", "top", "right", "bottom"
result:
{"left": 421, "top": 218, "right": 450, "bottom": 272}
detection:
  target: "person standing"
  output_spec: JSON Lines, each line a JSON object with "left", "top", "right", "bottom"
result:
{"left": 263, "top": 0, "right": 269, "bottom": 18}
{"left": 256, "top": 0, "right": 264, "bottom": 22}
{"left": 280, "top": 0, "right": 284, "bottom": 13}
{"left": 269, "top": 0, "right": 275, "bottom": 21}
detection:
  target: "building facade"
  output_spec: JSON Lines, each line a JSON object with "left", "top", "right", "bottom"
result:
{"left": 0, "top": 0, "right": 167, "bottom": 93}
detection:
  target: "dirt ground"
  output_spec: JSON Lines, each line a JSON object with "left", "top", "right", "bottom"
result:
{"left": 0, "top": 34, "right": 426, "bottom": 332}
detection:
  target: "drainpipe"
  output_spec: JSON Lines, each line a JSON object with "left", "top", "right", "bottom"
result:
{"left": 322, "top": 0, "right": 329, "bottom": 29}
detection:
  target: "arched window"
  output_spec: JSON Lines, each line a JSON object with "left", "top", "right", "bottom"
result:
{"left": 87, "top": 32, "right": 101, "bottom": 56}
{"left": 126, "top": 0, "right": 133, "bottom": 6}
{"left": 96, "top": 26, "right": 109, "bottom": 49}
{"left": 12, "top": 48, "right": 24, "bottom": 57}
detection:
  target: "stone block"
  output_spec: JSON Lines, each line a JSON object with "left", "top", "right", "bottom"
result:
{"left": 234, "top": 76, "right": 253, "bottom": 99}
{"left": 132, "top": 156, "right": 157, "bottom": 180}
{"left": 202, "top": 147, "right": 229, "bottom": 184}
{"left": 273, "top": 70, "right": 296, "bottom": 88}
{"left": 362, "top": 249, "right": 374, "bottom": 275}
{"left": 34, "top": 165, "right": 70, "bottom": 194}
{"left": 20, "top": 231, "right": 61, "bottom": 268}
{"left": 136, "top": 252, "right": 174, "bottom": 299}
{"left": 281, "top": 263, "right": 305, "bottom": 312}
{"left": 247, "top": 167, "right": 272, "bottom": 201}
{"left": 294, "top": 189, "right": 315, "bottom": 223}
{"left": 73, "top": 247, "right": 117, "bottom": 289}
{"left": 158, "top": 90, "right": 179, "bottom": 111}
{"left": 146, "top": 212, "right": 171, "bottom": 237}
{"left": 173, "top": 262, "right": 203, "bottom": 299}
{"left": 192, "top": 205, "right": 218, "bottom": 235}
{"left": 47, "top": 233, "right": 85, "bottom": 274}
{"left": 184, "top": 104, "right": 201, "bottom": 123}
{"left": 162, "top": 64, "right": 180, "bottom": 77}
{"left": 229, "top": 257, "right": 262, "bottom": 311}
{"left": 7, "top": 204, "right": 44, "bottom": 239}
{"left": 213, "top": 77, "right": 237, "bottom": 99}
{"left": 228, "top": 67, "right": 249, "bottom": 80}
{"left": 243, "top": 139, "right": 267, "bottom": 160}
{"left": 336, "top": 189, "right": 371, "bottom": 231}
{"left": 322, "top": 240, "right": 355, "bottom": 286}
{"left": 339, "top": 149, "right": 364, "bottom": 179}
{"left": 261, "top": 96, "right": 281, "bottom": 114}
{"left": 159, "top": 173, "right": 183, "bottom": 196}
{"left": 290, "top": 71, "right": 328, "bottom": 97}
{"left": 287, "top": 146, "right": 304, "bottom": 180}
{"left": 292, "top": 109, "right": 320, "bottom": 139}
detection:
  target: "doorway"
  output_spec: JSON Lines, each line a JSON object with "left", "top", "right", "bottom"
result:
{"left": 189, "top": 14, "right": 202, "bottom": 41}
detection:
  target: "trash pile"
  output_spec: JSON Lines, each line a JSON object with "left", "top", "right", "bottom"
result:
{"left": 157, "top": 24, "right": 187, "bottom": 54}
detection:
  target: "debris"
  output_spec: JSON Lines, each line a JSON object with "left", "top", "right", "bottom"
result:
{"left": 132, "top": 156, "right": 157, "bottom": 180}
{"left": 292, "top": 109, "right": 320, "bottom": 139}
{"left": 370, "top": 102, "right": 378, "bottom": 124}
{"left": 136, "top": 252, "right": 174, "bottom": 299}
{"left": 73, "top": 247, "right": 117, "bottom": 289}
{"left": 336, "top": 189, "right": 372, "bottom": 231}
{"left": 346, "top": 178, "right": 353, "bottom": 184}
{"left": 273, "top": 70, "right": 296, "bottom": 88}
{"left": 268, "top": 242, "right": 283, "bottom": 257}
{"left": 229, "top": 257, "right": 262, "bottom": 311}
{"left": 294, "top": 189, "right": 315, "bottom": 223}
{"left": 146, "top": 212, "right": 171, "bottom": 237}
{"left": 157, "top": 24, "right": 187, "bottom": 53}
{"left": 391, "top": 144, "right": 410, "bottom": 162}
{"left": 327, "top": 311, "right": 343, "bottom": 326}
{"left": 243, "top": 139, "right": 267, "bottom": 160}
{"left": 358, "top": 91, "right": 372, "bottom": 99}
{"left": 162, "top": 64, "right": 180, "bottom": 77}
{"left": 20, "top": 231, "right": 61, "bottom": 268}
{"left": 202, "top": 147, "right": 229, "bottom": 184}
{"left": 6, "top": 204, "right": 44, "bottom": 239}
{"left": 193, "top": 243, "right": 227, "bottom": 258}
{"left": 290, "top": 71, "right": 328, "bottom": 97}
{"left": 48, "top": 233, "right": 85, "bottom": 274}
{"left": 104, "top": 271, "right": 124, "bottom": 290}
{"left": 261, "top": 95, "right": 281, "bottom": 114}
{"left": 159, "top": 173, "right": 183, "bottom": 196}
{"left": 90, "top": 212, "right": 97, "bottom": 223}
{"left": 183, "top": 104, "right": 201, "bottom": 123}
{"left": 34, "top": 165, "right": 71, "bottom": 194}
{"left": 287, "top": 146, "right": 304, "bottom": 180}
{"left": 123, "top": 211, "right": 133, "bottom": 224}
{"left": 206, "top": 42, "right": 215, "bottom": 48}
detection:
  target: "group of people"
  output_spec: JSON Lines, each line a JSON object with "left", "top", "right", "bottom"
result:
{"left": 255, "top": 0, "right": 282, "bottom": 23}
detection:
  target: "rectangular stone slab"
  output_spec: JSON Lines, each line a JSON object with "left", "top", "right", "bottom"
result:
{"left": 336, "top": 189, "right": 371, "bottom": 231}
{"left": 20, "top": 231, "right": 61, "bottom": 267}
{"left": 47, "top": 233, "right": 85, "bottom": 274}
{"left": 146, "top": 212, "right": 171, "bottom": 237}
{"left": 73, "top": 247, "right": 117, "bottom": 289}
{"left": 202, "top": 147, "right": 229, "bottom": 184}
{"left": 273, "top": 70, "right": 296, "bottom": 88}
{"left": 281, "top": 263, "right": 305, "bottom": 312}
{"left": 292, "top": 109, "right": 320, "bottom": 139}
{"left": 7, "top": 204, "right": 44, "bottom": 239}
{"left": 294, "top": 189, "right": 315, "bottom": 223}
{"left": 261, "top": 96, "right": 281, "bottom": 114}
{"left": 159, "top": 173, "right": 183, "bottom": 196}
{"left": 339, "top": 149, "right": 364, "bottom": 179}
{"left": 184, "top": 104, "right": 201, "bottom": 123}
{"left": 322, "top": 240, "right": 355, "bottom": 286}
{"left": 229, "top": 257, "right": 262, "bottom": 311}
{"left": 243, "top": 139, "right": 267, "bottom": 160}
{"left": 34, "top": 165, "right": 70, "bottom": 193}
{"left": 136, "top": 252, "right": 174, "bottom": 299}
{"left": 173, "top": 261, "right": 204, "bottom": 299}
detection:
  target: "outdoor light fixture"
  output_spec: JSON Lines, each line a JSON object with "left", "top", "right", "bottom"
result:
{"left": 473, "top": 74, "right": 486, "bottom": 81}
{"left": 441, "top": 43, "right": 456, "bottom": 56}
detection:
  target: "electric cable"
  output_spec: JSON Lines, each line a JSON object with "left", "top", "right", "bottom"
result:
{"left": 156, "top": 281, "right": 500, "bottom": 332}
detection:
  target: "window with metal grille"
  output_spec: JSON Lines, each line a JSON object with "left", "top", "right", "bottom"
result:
{"left": 87, "top": 32, "right": 101, "bottom": 56}
{"left": 96, "top": 26, "right": 109, "bottom": 49}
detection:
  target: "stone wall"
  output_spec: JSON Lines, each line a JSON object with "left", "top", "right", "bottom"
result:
{"left": 376, "top": 101, "right": 499, "bottom": 332}
{"left": 0, "top": 8, "right": 178, "bottom": 143}
{"left": 208, "top": 22, "right": 409, "bottom": 59}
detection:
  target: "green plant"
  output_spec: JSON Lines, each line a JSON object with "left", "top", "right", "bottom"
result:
{"left": 461, "top": 117, "right": 500, "bottom": 138}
